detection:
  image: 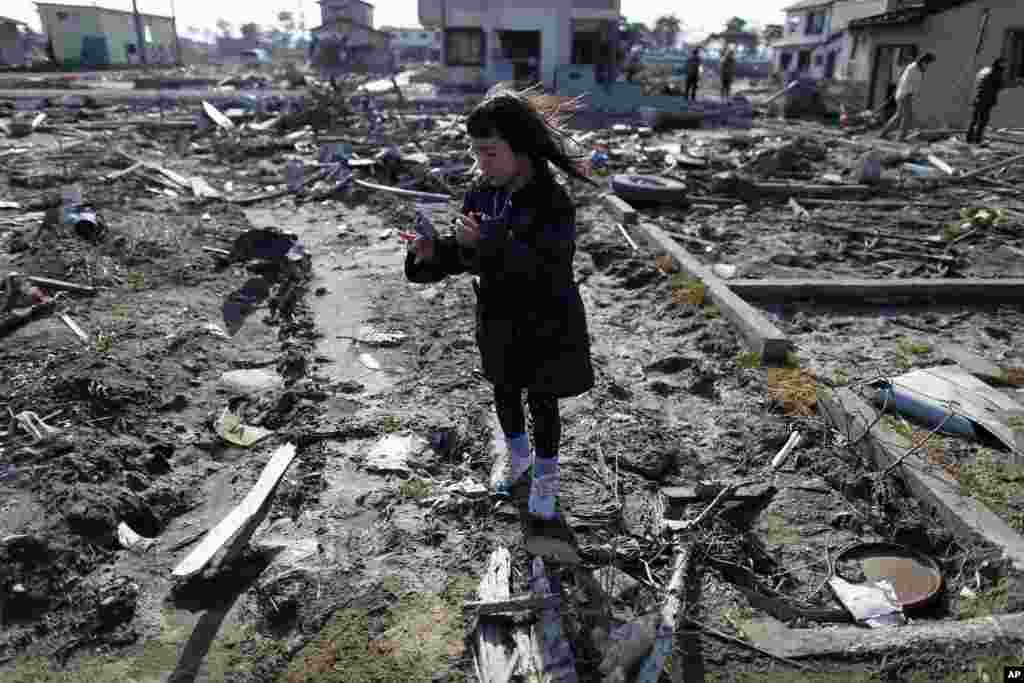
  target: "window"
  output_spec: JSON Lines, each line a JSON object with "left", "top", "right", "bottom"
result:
{"left": 798, "top": 49, "right": 811, "bottom": 71}
{"left": 805, "top": 11, "right": 827, "bottom": 35}
{"left": 786, "top": 14, "right": 801, "bottom": 34}
{"left": 1007, "top": 29, "right": 1024, "bottom": 82}
{"left": 780, "top": 51, "right": 792, "bottom": 70}
{"left": 445, "top": 28, "right": 484, "bottom": 66}
{"left": 814, "top": 54, "right": 823, "bottom": 66}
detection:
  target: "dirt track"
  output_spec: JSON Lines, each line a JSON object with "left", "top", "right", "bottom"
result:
{"left": 3, "top": 81, "right": 1024, "bottom": 682}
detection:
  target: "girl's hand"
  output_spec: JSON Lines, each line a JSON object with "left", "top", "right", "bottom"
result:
{"left": 398, "top": 230, "right": 435, "bottom": 263}
{"left": 457, "top": 213, "right": 481, "bottom": 247}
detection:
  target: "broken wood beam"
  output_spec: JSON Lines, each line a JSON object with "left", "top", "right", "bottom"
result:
{"left": 172, "top": 443, "right": 298, "bottom": 579}
{"left": 753, "top": 181, "right": 872, "bottom": 199}
{"left": 633, "top": 222, "right": 790, "bottom": 365}
{"left": 636, "top": 542, "right": 693, "bottom": 682}
{"left": 742, "top": 612, "right": 1024, "bottom": 661}
{"left": 818, "top": 389, "right": 1024, "bottom": 571}
{"left": 726, "top": 278, "right": 1024, "bottom": 304}
{"left": 820, "top": 224, "right": 946, "bottom": 247}
{"left": 953, "top": 151, "right": 1024, "bottom": 182}
{"left": 0, "top": 276, "right": 97, "bottom": 296}
{"left": 353, "top": 178, "right": 452, "bottom": 202}
{"left": 688, "top": 196, "right": 957, "bottom": 211}
{"left": 473, "top": 547, "right": 543, "bottom": 682}
{"left": 464, "top": 594, "right": 561, "bottom": 616}
{"left": 603, "top": 193, "right": 637, "bottom": 226}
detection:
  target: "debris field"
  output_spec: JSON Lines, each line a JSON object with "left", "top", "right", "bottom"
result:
{"left": 3, "top": 72, "right": 1024, "bottom": 683}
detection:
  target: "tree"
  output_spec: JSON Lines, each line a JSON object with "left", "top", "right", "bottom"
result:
{"left": 653, "top": 14, "right": 681, "bottom": 49}
{"left": 216, "top": 19, "right": 233, "bottom": 38}
{"left": 725, "top": 17, "right": 749, "bottom": 33}
{"left": 277, "top": 10, "right": 296, "bottom": 33}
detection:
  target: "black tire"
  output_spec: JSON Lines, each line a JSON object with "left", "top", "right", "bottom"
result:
{"left": 610, "top": 174, "right": 688, "bottom": 204}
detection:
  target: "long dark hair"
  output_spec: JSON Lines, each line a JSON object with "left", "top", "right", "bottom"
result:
{"left": 466, "top": 85, "right": 597, "bottom": 186}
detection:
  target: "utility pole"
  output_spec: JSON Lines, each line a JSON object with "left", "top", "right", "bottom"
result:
{"left": 132, "top": 0, "right": 148, "bottom": 65}
{"left": 170, "top": 0, "right": 182, "bottom": 65}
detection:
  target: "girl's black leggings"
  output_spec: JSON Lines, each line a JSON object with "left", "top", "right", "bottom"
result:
{"left": 493, "top": 386, "right": 561, "bottom": 459}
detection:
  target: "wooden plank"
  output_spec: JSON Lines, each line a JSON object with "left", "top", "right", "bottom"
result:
{"left": 743, "top": 612, "right": 1024, "bottom": 661}
{"left": 818, "top": 389, "right": 1024, "bottom": 571}
{"left": 603, "top": 193, "right": 637, "bottom": 226}
{"left": 2, "top": 276, "right": 96, "bottom": 296}
{"left": 172, "top": 443, "right": 297, "bottom": 579}
{"left": 464, "top": 594, "right": 562, "bottom": 616}
{"left": 727, "top": 278, "right": 1024, "bottom": 304}
{"left": 633, "top": 222, "right": 790, "bottom": 365}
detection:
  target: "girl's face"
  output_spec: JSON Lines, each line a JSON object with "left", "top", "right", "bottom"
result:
{"left": 471, "top": 136, "right": 525, "bottom": 186}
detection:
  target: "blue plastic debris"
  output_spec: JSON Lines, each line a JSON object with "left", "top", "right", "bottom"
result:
{"left": 873, "top": 381, "right": 977, "bottom": 439}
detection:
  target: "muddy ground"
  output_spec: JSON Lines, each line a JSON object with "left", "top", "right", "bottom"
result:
{"left": 2, "top": 91, "right": 1024, "bottom": 683}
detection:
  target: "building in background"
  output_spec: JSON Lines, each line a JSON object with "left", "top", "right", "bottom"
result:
{"left": 0, "top": 16, "right": 30, "bottom": 67}
{"left": 418, "top": 0, "right": 620, "bottom": 91}
{"left": 383, "top": 26, "right": 441, "bottom": 63}
{"left": 772, "top": 0, "right": 886, "bottom": 80}
{"left": 310, "top": 0, "right": 391, "bottom": 73}
{"left": 36, "top": 2, "right": 178, "bottom": 67}
{"left": 848, "top": 0, "right": 1024, "bottom": 129}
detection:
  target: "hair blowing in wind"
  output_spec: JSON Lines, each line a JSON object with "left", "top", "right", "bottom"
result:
{"left": 466, "top": 85, "right": 597, "bottom": 186}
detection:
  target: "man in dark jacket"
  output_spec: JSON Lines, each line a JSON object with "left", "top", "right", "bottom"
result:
{"left": 720, "top": 48, "right": 737, "bottom": 101}
{"left": 684, "top": 48, "right": 702, "bottom": 102}
{"left": 966, "top": 58, "right": 1006, "bottom": 145}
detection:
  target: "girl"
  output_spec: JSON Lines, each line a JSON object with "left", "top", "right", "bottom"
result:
{"left": 400, "top": 88, "right": 595, "bottom": 521}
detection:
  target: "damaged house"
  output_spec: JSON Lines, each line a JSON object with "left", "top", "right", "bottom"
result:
{"left": 773, "top": 0, "right": 888, "bottom": 81}
{"left": 418, "top": 0, "right": 620, "bottom": 90}
{"left": 848, "top": 0, "right": 1024, "bottom": 129}
{"left": 310, "top": 0, "right": 392, "bottom": 74}
{"left": 35, "top": 2, "right": 179, "bottom": 67}
{"left": 0, "top": 16, "right": 30, "bottom": 67}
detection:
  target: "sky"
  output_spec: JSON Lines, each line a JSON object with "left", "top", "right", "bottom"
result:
{"left": 5, "top": 0, "right": 787, "bottom": 39}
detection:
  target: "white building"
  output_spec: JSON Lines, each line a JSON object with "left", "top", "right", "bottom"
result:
{"left": 773, "top": 0, "right": 886, "bottom": 80}
{"left": 418, "top": 0, "right": 621, "bottom": 89}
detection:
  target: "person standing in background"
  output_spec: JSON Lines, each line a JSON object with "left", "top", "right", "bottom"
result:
{"left": 966, "top": 57, "right": 1006, "bottom": 145}
{"left": 684, "top": 47, "right": 702, "bottom": 102}
{"left": 879, "top": 52, "right": 936, "bottom": 142}
{"left": 720, "top": 48, "right": 736, "bottom": 101}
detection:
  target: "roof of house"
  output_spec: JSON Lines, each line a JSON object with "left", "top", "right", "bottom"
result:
{"left": 783, "top": 0, "right": 833, "bottom": 12}
{"left": 308, "top": 17, "right": 390, "bottom": 37}
{"left": 0, "top": 15, "right": 29, "bottom": 25}
{"left": 848, "top": 0, "right": 979, "bottom": 30}
{"left": 35, "top": 2, "right": 173, "bottom": 22}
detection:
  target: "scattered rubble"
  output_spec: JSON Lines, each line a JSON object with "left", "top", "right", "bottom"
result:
{"left": 1, "top": 64, "right": 1024, "bottom": 683}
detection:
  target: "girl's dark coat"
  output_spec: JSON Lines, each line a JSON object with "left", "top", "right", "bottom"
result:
{"left": 404, "top": 169, "right": 594, "bottom": 398}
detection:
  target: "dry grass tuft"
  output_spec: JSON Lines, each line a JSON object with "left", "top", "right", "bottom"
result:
{"left": 767, "top": 367, "right": 819, "bottom": 417}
